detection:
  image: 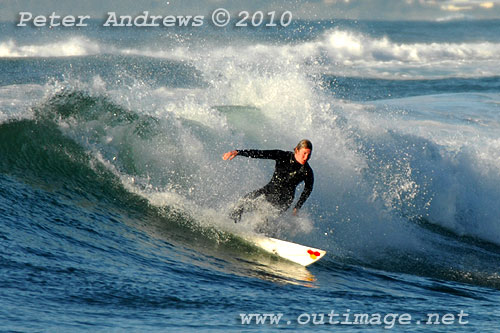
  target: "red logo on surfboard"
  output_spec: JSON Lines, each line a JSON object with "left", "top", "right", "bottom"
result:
{"left": 307, "top": 249, "right": 321, "bottom": 259}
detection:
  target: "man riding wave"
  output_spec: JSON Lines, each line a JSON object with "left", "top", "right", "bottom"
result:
{"left": 223, "top": 139, "right": 314, "bottom": 223}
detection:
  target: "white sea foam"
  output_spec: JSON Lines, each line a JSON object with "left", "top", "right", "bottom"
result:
{"left": 0, "top": 37, "right": 101, "bottom": 57}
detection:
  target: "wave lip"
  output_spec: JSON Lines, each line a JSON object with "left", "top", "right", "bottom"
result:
{"left": 0, "top": 37, "right": 101, "bottom": 58}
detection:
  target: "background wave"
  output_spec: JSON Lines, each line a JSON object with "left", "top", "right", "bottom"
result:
{"left": 2, "top": 20, "right": 500, "bottom": 79}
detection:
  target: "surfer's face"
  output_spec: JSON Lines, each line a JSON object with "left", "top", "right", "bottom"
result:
{"left": 294, "top": 148, "right": 311, "bottom": 165}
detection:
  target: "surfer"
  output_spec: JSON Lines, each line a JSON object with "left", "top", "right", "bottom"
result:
{"left": 223, "top": 139, "right": 314, "bottom": 223}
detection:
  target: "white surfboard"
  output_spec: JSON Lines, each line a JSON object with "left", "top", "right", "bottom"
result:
{"left": 250, "top": 236, "right": 326, "bottom": 266}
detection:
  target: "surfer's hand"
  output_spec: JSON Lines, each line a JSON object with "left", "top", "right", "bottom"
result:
{"left": 223, "top": 150, "right": 238, "bottom": 161}
{"left": 292, "top": 208, "right": 298, "bottom": 216}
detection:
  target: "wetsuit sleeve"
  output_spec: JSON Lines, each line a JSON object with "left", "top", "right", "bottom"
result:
{"left": 236, "top": 149, "right": 287, "bottom": 160}
{"left": 295, "top": 167, "right": 314, "bottom": 210}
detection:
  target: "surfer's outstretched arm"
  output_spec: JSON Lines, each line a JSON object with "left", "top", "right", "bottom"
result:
{"left": 223, "top": 149, "right": 287, "bottom": 161}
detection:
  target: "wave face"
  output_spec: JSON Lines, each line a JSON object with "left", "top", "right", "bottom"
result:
{"left": 1, "top": 19, "right": 500, "bottom": 331}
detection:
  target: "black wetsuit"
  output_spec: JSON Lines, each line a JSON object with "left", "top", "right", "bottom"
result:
{"left": 231, "top": 149, "right": 314, "bottom": 222}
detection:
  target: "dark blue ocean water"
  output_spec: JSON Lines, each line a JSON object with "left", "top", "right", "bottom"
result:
{"left": 1, "top": 18, "right": 500, "bottom": 331}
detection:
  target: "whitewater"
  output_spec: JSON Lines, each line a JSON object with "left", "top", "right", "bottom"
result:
{"left": 1, "top": 19, "right": 500, "bottom": 331}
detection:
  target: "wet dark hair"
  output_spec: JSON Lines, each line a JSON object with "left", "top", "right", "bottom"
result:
{"left": 295, "top": 139, "right": 313, "bottom": 151}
